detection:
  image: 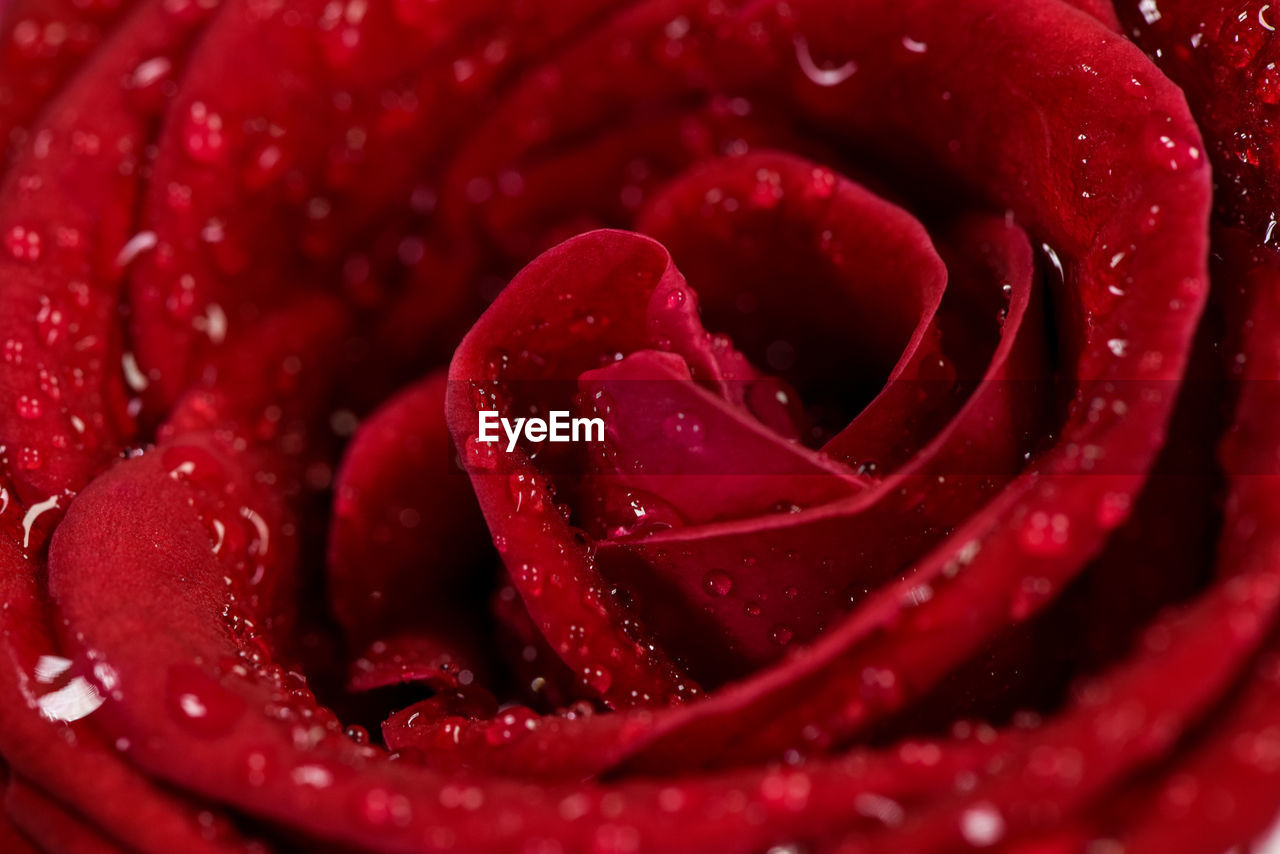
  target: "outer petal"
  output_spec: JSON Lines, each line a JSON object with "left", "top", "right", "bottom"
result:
{"left": 0, "top": 0, "right": 217, "bottom": 507}
{"left": 5, "top": 779, "right": 132, "bottom": 854}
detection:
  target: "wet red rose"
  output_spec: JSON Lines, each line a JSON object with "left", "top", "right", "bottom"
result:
{"left": 0, "top": 0, "right": 1278, "bottom": 852}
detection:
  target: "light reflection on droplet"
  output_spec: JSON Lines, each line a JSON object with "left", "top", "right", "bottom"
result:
{"left": 37, "top": 676, "right": 105, "bottom": 722}
{"left": 22, "top": 494, "right": 59, "bottom": 550}
{"left": 793, "top": 35, "right": 856, "bottom": 87}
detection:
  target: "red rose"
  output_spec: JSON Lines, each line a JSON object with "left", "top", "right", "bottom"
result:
{"left": 0, "top": 0, "right": 1277, "bottom": 852}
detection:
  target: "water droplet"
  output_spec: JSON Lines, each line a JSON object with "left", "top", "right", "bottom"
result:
{"left": 605, "top": 489, "right": 682, "bottom": 538}
{"left": 21, "top": 494, "right": 58, "bottom": 550}
{"left": 465, "top": 434, "right": 499, "bottom": 470}
{"left": 291, "top": 763, "right": 335, "bottom": 789}
{"left": 484, "top": 707, "right": 538, "bottom": 745}
{"left": 1257, "top": 61, "right": 1280, "bottom": 104}
{"left": 806, "top": 166, "right": 836, "bottom": 200}
{"left": 121, "top": 351, "right": 150, "bottom": 392}
{"left": 702, "top": 570, "right": 733, "bottom": 597}
{"left": 1218, "top": 11, "right": 1267, "bottom": 68}
{"left": 115, "top": 231, "right": 158, "bottom": 269}
{"left": 1097, "top": 491, "right": 1131, "bottom": 528}
{"left": 4, "top": 339, "right": 24, "bottom": 365}
{"left": 183, "top": 101, "right": 227, "bottom": 163}
{"left": 357, "top": 786, "right": 413, "bottom": 828}
{"left": 128, "top": 56, "right": 172, "bottom": 90}
{"left": 15, "top": 395, "right": 40, "bottom": 420}
{"left": 793, "top": 35, "right": 856, "bottom": 86}
{"left": 1150, "top": 130, "right": 1202, "bottom": 171}
{"left": 5, "top": 225, "right": 41, "bottom": 261}
{"left": 195, "top": 301, "right": 227, "bottom": 344}
{"left": 960, "top": 803, "right": 1005, "bottom": 847}
{"left": 508, "top": 471, "right": 545, "bottom": 514}
{"left": 770, "top": 624, "right": 794, "bottom": 646}
{"left": 514, "top": 563, "right": 543, "bottom": 596}
{"left": 17, "top": 445, "right": 42, "bottom": 471}
{"left": 241, "top": 749, "right": 272, "bottom": 787}
{"left": 244, "top": 140, "right": 290, "bottom": 189}
{"left": 320, "top": 10, "right": 364, "bottom": 69}
{"left": 750, "top": 167, "right": 783, "bottom": 208}
{"left": 1010, "top": 576, "right": 1054, "bottom": 620}
{"left": 661, "top": 410, "right": 704, "bottom": 448}
{"left": 746, "top": 379, "right": 800, "bottom": 437}
{"left": 35, "top": 675, "right": 104, "bottom": 723}
{"left": 582, "top": 666, "right": 612, "bottom": 694}
{"left": 1018, "top": 511, "right": 1070, "bottom": 555}
{"left": 1106, "top": 338, "right": 1129, "bottom": 357}
{"left": 664, "top": 287, "right": 686, "bottom": 309}
{"left": 760, "top": 771, "right": 812, "bottom": 811}
{"left": 166, "top": 665, "right": 244, "bottom": 738}
{"left": 860, "top": 666, "right": 902, "bottom": 707}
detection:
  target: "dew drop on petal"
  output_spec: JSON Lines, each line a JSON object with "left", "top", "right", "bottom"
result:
{"left": 115, "top": 230, "right": 158, "bottom": 269}
{"left": 702, "top": 570, "right": 733, "bottom": 597}
{"left": 806, "top": 166, "right": 836, "bottom": 200}
{"left": 793, "top": 35, "right": 856, "bottom": 86}
{"left": 514, "top": 563, "right": 543, "bottom": 596}
{"left": 662, "top": 410, "right": 704, "bottom": 447}
{"left": 960, "top": 803, "right": 1005, "bottom": 847}
{"left": 1010, "top": 576, "right": 1054, "bottom": 620}
{"left": 241, "top": 749, "right": 272, "bottom": 787}
{"left": 17, "top": 446, "right": 42, "bottom": 471}
{"left": 1018, "top": 511, "right": 1071, "bottom": 555}
{"left": 244, "top": 141, "right": 290, "bottom": 189}
{"left": 357, "top": 786, "right": 412, "bottom": 828}
{"left": 15, "top": 395, "right": 40, "bottom": 420}
{"left": 291, "top": 763, "right": 335, "bottom": 789}
{"left": 508, "top": 472, "right": 544, "bottom": 514}
{"left": 1097, "top": 491, "right": 1132, "bottom": 528}
{"left": 1150, "top": 130, "right": 1202, "bottom": 171}
{"left": 129, "top": 56, "right": 173, "bottom": 89}
{"left": 183, "top": 101, "right": 227, "bottom": 163}
{"left": 465, "top": 434, "right": 499, "bottom": 470}
{"left": 582, "top": 666, "right": 612, "bottom": 694}
{"left": 5, "top": 225, "right": 41, "bottom": 261}
{"left": 166, "top": 665, "right": 244, "bottom": 738}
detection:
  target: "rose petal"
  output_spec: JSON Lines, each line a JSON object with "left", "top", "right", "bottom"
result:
{"left": 0, "top": 533, "right": 260, "bottom": 854}
{"left": 635, "top": 150, "right": 949, "bottom": 436}
{"left": 127, "top": 0, "right": 627, "bottom": 407}
{"left": 0, "top": 0, "right": 140, "bottom": 160}
{"left": 449, "top": 229, "right": 706, "bottom": 708}
{"left": 329, "top": 372, "right": 495, "bottom": 693}
{"left": 5, "top": 778, "right": 131, "bottom": 854}
{"left": 577, "top": 0, "right": 1209, "bottom": 767}
{"left": 0, "top": 0, "right": 215, "bottom": 506}
{"left": 48, "top": 447, "right": 1010, "bottom": 852}
{"left": 579, "top": 349, "right": 863, "bottom": 521}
